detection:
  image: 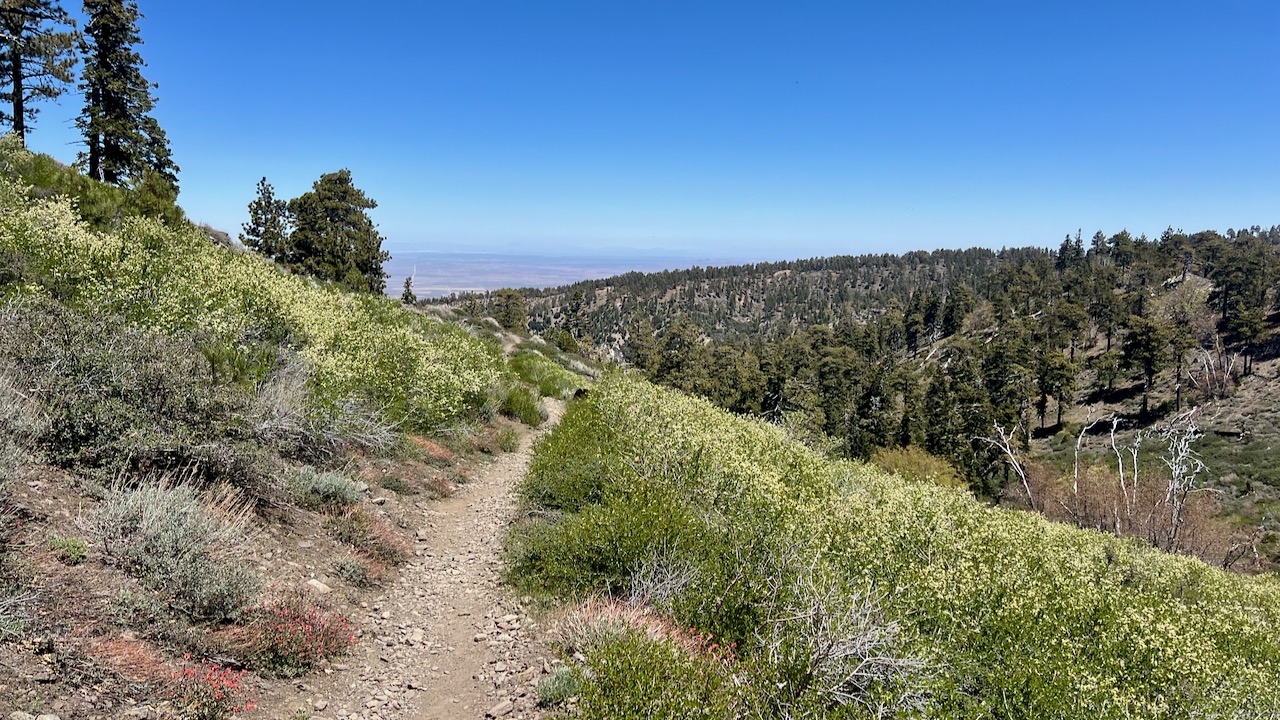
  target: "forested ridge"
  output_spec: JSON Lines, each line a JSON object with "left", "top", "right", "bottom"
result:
{"left": 453, "top": 225, "right": 1280, "bottom": 570}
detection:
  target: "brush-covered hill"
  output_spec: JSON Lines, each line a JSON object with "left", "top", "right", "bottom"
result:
{"left": 468, "top": 228, "right": 1280, "bottom": 570}
{"left": 0, "top": 136, "right": 593, "bottom": 718}
{"left": 510, "top": 372, "right": 1280, "bottom": 719}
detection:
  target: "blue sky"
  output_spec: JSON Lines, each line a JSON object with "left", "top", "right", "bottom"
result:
{"left": 25, "top": 0, "right": 1280, "bottom": 262}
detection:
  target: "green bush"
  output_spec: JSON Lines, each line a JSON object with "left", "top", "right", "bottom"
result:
{"left": 536, "top": 665, "right": 584, "bottom": 707}
{"left": 287, "top": 467, "right": 364, "bottom": 511}
{"left": 90, "top": 480, "right": 260, "bottom": 621}
{"left": 499, "top": 382, "right": 546, "bottom": 426}
{"left": 48, "top": 536, "right": 88, "bottom": 565}
{"left": 871, "top": 445, "right": 967, "bottom": 489}
{"left": 0, "top": 138, "right": 501, "bottom": 432}
{"left": 325, "top": 507, "right": 411, "bottom": 566}
{"left": 333, "top": 556, "right": 380, "bottom": 588}
{"left": 509, "top": 350, "right": 584, "bottom": 400}
{"left": 511, "top": 373, "right": 1280, "bottom": 718}
{"left": 495, "top": 425, "right": 521, "bottom": 453}
{"left": 0, "top": 299, "right": 257, "bottom": 484}
{"left": 573, "top": 629, "right": 741, "bottom": 720}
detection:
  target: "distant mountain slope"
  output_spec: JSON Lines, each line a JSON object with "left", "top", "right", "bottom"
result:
{"left": 489, "top": 247, "right": 1004, "bottom": 345}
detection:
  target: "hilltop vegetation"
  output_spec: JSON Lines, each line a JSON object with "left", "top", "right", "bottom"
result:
{"left": 484, "top": 226, "right": 1280, "bottom": 569}
{"left": 511, "top": 373, "right": 1280, "bottom": 719}
{"left": 0, "top": 138, "right": 581, "bottom": 716}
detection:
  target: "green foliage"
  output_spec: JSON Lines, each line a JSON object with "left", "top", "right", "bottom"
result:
{"left": 495, "top": 425, "right": 520, "bottom": 453}
{"left": 509, "top": 350, "right": 584, "bottom": 399}
{"left": 0, "top": 298, "right": 261, "bottom": 483}
{"left": 240, "top": 176, "right": 289, "bottom": 257}
{"left": 0, "top": 135, "right": 185, "bottom": 228}
{"left": 536, "top": 664, "right": 584, "bottom": 707}
{"left": 499, "top": 382, "right": 546, "bottom": 426}
{"left": 287, "top": 467, "right": 364, "bottom": 511}
{"left": 281, "top": 169, "right": 389, "bottom": 294}
{"left": 78, "top": 0, "right": 178, "bottom": 187}
{"left": 545, "top": 327, "right": 578, "bottom": 353}
{"left": 48, "top": 535, "right": 87, "bottom": 565}
{"left": 90, "top": 480, "right": 260, "bottom": 621}
{"left": 871, "top": 445, "right": 966, "bottom": 489}
{"left": 512, "top": 374, "right": 1280, "bottom": 718}
{"left": 492, "top": 288, "right": 528, "bottom": 332}
{"left": 333, "top": 556, "right": 380, "bottom": 588}
{"left": 0, "top": 2, "right": 76, "bottom": 142}
{"left": 572, "top": 629, "right": 741, "bottom": 720}
{"left": 0, "top": 140, "right": 501, "bottom": 432}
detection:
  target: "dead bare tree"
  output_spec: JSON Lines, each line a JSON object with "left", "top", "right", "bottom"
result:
{"left": 978, "top": 422, "right": 1036, "bottom": 511}
{"left": 1158, "top": 409, "right": 1209, "bottom": 550}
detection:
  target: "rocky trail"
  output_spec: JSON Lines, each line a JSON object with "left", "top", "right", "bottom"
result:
{"left": 254, "top": 401, "right": 564, "bottom": 720}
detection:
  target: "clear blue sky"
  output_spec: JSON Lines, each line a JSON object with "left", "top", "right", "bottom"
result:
{"left": 25, "top": 0, "right": 1280, "bottom": 262}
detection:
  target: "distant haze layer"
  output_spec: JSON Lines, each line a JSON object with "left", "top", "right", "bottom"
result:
{"left": 385, "top": 250, "right": 741, "bottom": 298}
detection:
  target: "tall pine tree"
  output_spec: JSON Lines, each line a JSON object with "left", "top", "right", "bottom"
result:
{"left": 0, "top": 0, "right": 76, "bottom": 144}
{"left": 285, "top": 169, "right": 389, "bottom": 294}
{"left": 78, "top": 0, "right": 177, "bottom": 186}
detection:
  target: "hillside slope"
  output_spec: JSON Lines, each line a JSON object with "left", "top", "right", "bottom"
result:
{"left": 510, "top": 373, "right": 1280, "bottom": 719}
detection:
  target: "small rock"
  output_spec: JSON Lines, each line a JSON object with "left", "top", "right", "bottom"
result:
{"left": 314, "top": 699, "right": 329, "bottom": 711}
{"left": 485, "top": 700, "right": 514, "bottom": 718}
{"left": 8, "top": 713, "right": 36, "bottom": 720}
{"left": 306, "top": 579, "right": 332, "bottom": 594}
{"left": 36, "top": 715, "right": 62, "bottom": 720}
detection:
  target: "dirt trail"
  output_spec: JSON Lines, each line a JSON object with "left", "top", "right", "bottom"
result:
{"left": 271, "top": 402, "right": 563, "bottom": 720}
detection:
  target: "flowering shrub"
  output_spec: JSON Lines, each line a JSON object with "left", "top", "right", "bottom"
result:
{"left": 241, "top": 593, "right": 356, "bottom": 676}
{"left": 512, "top": 373, "right": 1280, "bottom": 718}
{"left": 0, "top": 138, "right": 501, "bottom": 432}
{"left": 172, "top": 658, "right": 255, "bottom": 720}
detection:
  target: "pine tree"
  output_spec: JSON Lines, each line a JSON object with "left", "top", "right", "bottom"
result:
{"left": 78, "top": 0, "right": 177, "bottom": 186}
{"left": 240, "top": 177, "right": 289, "bottom": 257}
{"left": 285, "top": 169, "right": 389, "bottom": 294}
{"left": 492, "top": 289, "right": 527, "bottom": 332}
{"left": 400, "top": 276, "right": 416, "bottom": 305}
{"left": 0, "top": 0, "right": 76, "bottom": 144}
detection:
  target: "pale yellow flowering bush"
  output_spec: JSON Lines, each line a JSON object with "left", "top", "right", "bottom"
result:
{"left": 513, "top": 372, "right": 1280, "bottom": 718}
{"left": 0, "top": 142, "right": 499, "bottom": 430}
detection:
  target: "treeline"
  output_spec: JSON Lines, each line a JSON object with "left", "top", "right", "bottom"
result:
{"left": 513, "top": 247, "right": 1003, "bottom": 342}
{"left": 0, "top": 0, "right": 176, "bottom": 191}
{"left": 610, "top": 227, "right": 1278, "bottom": 499}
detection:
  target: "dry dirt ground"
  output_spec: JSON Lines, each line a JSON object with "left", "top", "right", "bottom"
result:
{"left": 0, "top": 400, "right": 564, "bottom": 720}
{"left": 249, "top": 400, "right": 565, "bottom": 720}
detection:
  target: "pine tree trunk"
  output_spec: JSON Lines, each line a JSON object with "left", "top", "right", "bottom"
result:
{"left": 87, "top": 86, "right": 101, "bottom": 180}
{"left": 8, "top": 37, "right": 23, "bottom": 145}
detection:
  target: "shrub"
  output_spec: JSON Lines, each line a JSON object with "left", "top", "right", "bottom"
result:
{"left": 325, "top": 507, "right": 411, "bottom": 566}
{"left": 509, "top": 351, "right": 584, "bottom": 399}
{"left": 172, "top": 658, "right": 256, "bottom": 720}
{"left": 495, "top": 425, "right": 520, "bottom": 453}
{"left": 0, "top": 372, "right": 38, "bottom": 487}
{"left": 536, "top": 665, "right": 584, "bottom": 707}
{"left": 48, "top": 536, "right": 88, "bottom": 565}
{"left": 573, "top": 628, "right": 742, "bottom": 720}
{"left": 870, "top": 445, "right": 967, "bottom": 489}
{"left": 333, "top": 555, "right": 384, "bottom": 588}
{"left": 287, "top": 467, "right": 363, "bottom": 511}
{"left": 239, "top": 591, "right": 356, "bottom": 677}
{"left": 0, "top": 140, "right": 502, "bottom": 433}
{"left": 0, "top": 299, "right": 255, "bottom": 484}
{"left": 89, "top": 478, "right": 260, "bottom": 620}
{"left": 499, "top": 382, "right": 546, "bottom": 426}
{"left": 513, "top": 374, "right": 1280, "bottom": 718}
